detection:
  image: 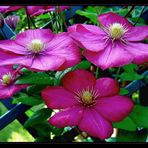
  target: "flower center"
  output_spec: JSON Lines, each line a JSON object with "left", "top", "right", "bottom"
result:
{"left": 81, "top": 91, "right": 93, "bottom": 104}
{"left": 2, "top": 74, "right": 12, "bottom": 85}
{"left": 109, "top": 23, "right": 127, "bottom": 39}
{"left": 75, "top": 87, "right": 99, "bottom": 106}
{"left": 28, "top": 39, "right": 45, "bottom": 53}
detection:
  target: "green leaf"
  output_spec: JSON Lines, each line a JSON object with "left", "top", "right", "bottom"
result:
{"left": 129, "top": 17, "right": 145, "bottom": 24}
{"left": 105, "top": 137, "right": 116, "bottom": 142}
{"left": 117, "top": 129, "right": 147, "bottom": 142}
{"left": 12, "top": 93, "right": 43, "bottom": 106}
{"left": 76, "top": 9, "right": 98, "bottom": 24}
{"left": 119, "top": 88, "right": 129, "bottom": 95}
{"left": 118, "top": 9, "right": 129, "bottom": 16}
{"left": 120, "top": 72, "right": 143, "bottom": 81}
{"left": 50, "top": 126, "right": 64, "bottom": 136}
{"left": 15, "top": 73, "right": 54, "bottom": 85}
{"left": 129, "top": 105, "right": 148, "bottom": 128}
{"left": 123, "top": 63, "right": 138, "bottom": 72}
{"left": 120, "top": 64, "right": 143, "bottom": 81}
{"left": 72, "top": 61, "right": 91, "bottom": 70}
{"left": 36, "top": 13, "right": 50, "bottom": 19}
{"left": 34, "top": 137, "right": 51, "bottom": 142}
{"left": 27, "top": 85, "right": 47, "bottom": 95}
{"left": 94, "top": 6, "right": 110, "bottom": 15}
{"left": 85, "top": 6, "right": 99, "bottom": 13}
{"left": 20, "top": 68, "right": 32, "bottom": 74}
{"left": 24, "top": 108, "right": 52, "bottom": 128}
{"left": 131, "top": 8, "right": 141, "bottom": 18}
{"left": 145, "top": 75, "right": 148, "bottom": 83}
{"left": 113, "top": 116, "right": 137, "bottom": 131}
{"left": 34, "top": 121, "right": 51, "bottom": 137}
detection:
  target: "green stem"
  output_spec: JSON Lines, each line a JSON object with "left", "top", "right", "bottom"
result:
{"left": 95, "top": 67, "right": 99, "bottom": 78}
{"left": 29, "top": 16, "right": 37, "bottom": 29}
{"left": 60, "top": 11, "right": 67, "bottom": 31}
{"left": 55, "top": 6, "right": 59, "bottom": 33}
{"left": 25, "top": 6, "right": 31, "bottom": 29}
{"left": 48, "top": 12, "right": 54, "bottom": 31}
{"left": 115, "top": 67, "right": 121, "bottom": 80}
{"left": 57, "top": 7, "right": 63, "bottom": 32}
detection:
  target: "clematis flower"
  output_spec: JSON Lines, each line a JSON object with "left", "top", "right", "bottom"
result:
{"left": 0, "top": 65, "right": 27, "bottom": 99}
{"left": 68, "top": 12, "right": 148, "bottom": 70}
{"left": 42, "top": 69, "right": 133, "bottom": 139}
{"left": 0, "top": 29, "right": 81, "bottom": 72}
{"left": 27, "top": 6, "right": 70, "bottom": 17}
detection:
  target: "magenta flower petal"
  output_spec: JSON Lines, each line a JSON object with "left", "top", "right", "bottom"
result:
{"left": 0, "top": 55, "right": 33, "bottom": 67}
{"left": 94, "top": 78, "right": 119, "bottom": 97}
{"left": 41, "top": 86, "right": 79, "bottom": 109}
{"left": 94, "top": 95, "right": 134, "bottom": 122}
{"left": 26, "top": 6, "right": 44, "bottom": 16}
{"left": 48, "top": 106, "right": 84, "bottom": 128}
{"left": 68, "top": 24, "right": 106, "bottom": 52}
{"left": 126, "top": 26, "right": 148, "bottom": 41}
{"left": 4, "top": 6, "right": 23, "bottom": 13}
{"left": 0, "top": 6, "right": 23, "bottom": 13}
{"left": 0, "top": 40, "right": 27, "bottom": 55}
{"left": 0, "top": 84, "right": 27, "bottom": 99}
{"left": 78, "top": 108, "right": 113, "bottom": 140}
{"left": 62, "top": 69, "right": 96, "bottom": 93}
{"left": 125, "top": 42, "right": 148, "bottom": 64}
{"left": 15, "top": 29, "right": 54, "bottom": 47}
{"left": 0, "top": 6, "right": 9, "bottom": 12}
{"left": 0, "top": 65, "right": 13, "bottom": 77}
{"left": 46, "top": 32, "right": 81, "bottom": 70}
{"left": 98, "top": 12, "right": 133, "bottom": 27}
{"left": 30, "top": 9, "right": 48, "bottom": 17}
{"left": 29, "top": 55, "right": 65, "bottom": 72}
{"left": 84, "top": 42, "right": 133, "bottom": 70}
{"left": 68, "top": 24, "right": 105, "bottom": 36}
{"left": 27, "top": 6, "right": 58, "bottom": 17}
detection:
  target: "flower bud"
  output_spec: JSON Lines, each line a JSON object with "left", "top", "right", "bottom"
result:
{"left": 5, "top": 15, "right": 19, "bottom": 30}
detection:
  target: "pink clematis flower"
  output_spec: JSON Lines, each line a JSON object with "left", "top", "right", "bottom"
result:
{"left": 27, "top": 6, "right": 70, "bottom": 17}
{"left": 68, "top": 12, "right": 148, "bottom": 70}
{"left": 42, "top": 69, "right": 133, "bottom": 139}
{"left": 0, "top": 29, "right": 81, "bottom": 72}
{"left": 0, "top": 65, "right": 27, "bottom": 99}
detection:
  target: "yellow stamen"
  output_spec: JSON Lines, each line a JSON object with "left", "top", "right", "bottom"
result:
{"left": 2, "top": 74, "right": 12, "bottom": 85}
{"left": 109, "top": 23, "right": 127, "bottom": 39}
{"left": 82, "top": 91, "right": 93, "bottom": 104}
{"left": 28, "top": 39, "right": 44, "bottom": 53}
